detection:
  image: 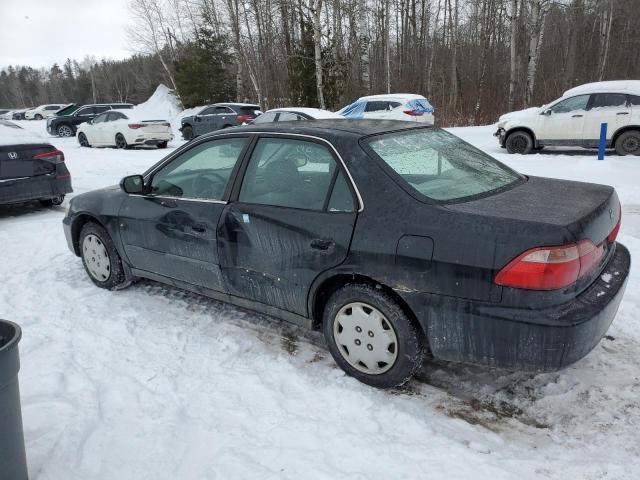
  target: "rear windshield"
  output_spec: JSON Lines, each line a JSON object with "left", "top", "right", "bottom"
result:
{"left": 366, "top": 129, "right": 523, "bottom": 202}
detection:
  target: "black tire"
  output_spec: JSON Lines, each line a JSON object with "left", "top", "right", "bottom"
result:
{"left": 182, "top": 125, "right": 194, "bottom": 141}
{"left": 322, "top": 284, "right": 424, "bottom": 388}
{"left": 157, "top": 141, "right": 168, "bottom": 149}
{"left": 78, "top": 132, "right": 90, "bottom": 147}
{"left": 34, "top": 114, "right": 43, "bottom": 120}
{"left": 39, "top": 195, "right": 65, "bottom": 207}
{"left": 505, "top": 130, "right": 534, "bottom": 154}
{"left": 615, "top": 130, "right": 640, "bottom": 156}
{"left": 79, "top": 222, "right": 131, "bottom": 290}
{"left": 115, "top": 133, "right": 129, "bottom": 149}
{"left": 57, "top": 124, "right": 74, "bottom": 137}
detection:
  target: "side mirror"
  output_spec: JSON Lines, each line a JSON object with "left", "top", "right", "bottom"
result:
{"left": 120, "top": 174, "right": 145, "bottom": 194}
{"left": 194, "top": 115, "right": 201, "bottom": 122}
{"left": 542, "top": 109, "right": 552, "bottom": 116}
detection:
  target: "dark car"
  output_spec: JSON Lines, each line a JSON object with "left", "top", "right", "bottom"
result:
{"left": 1, "top": 120, "right": 72, "bottom": 206}
{"left": 10, "top": 108, "right": 33, "bottom": 120}
{"left": 180, "top": 103, "right": 261, "bottom": 140}
{"left": 62, "top": 120, "right": 629, "bottom": 388}
{"left": 47, "top": 103, "right": 134, "bottom": 137}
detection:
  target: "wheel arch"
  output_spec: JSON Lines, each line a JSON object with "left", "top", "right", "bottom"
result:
{"left": 611, "top": 125, "right": 640, "bottom": 146}
{"left": 309, "top": 272, "right": 422, "bottom": 334}
{"left": 70, "top": 213, "right": 104, "bottom": 256}
{"left": 504, "top": 126, "right": 537, "bottom": 146}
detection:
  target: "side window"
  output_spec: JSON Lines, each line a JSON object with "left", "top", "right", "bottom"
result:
{"left": 327, "top": 171, "right": 355, "bottom": 212}
{"left": 365, "top": 101, "right": 389, "bottom": 112}
{"left": 629, "top": 95, "right": 640, "bottom": 106}
{"left": 150, "top": 137, "right": 248, "bottom": 200}
{"left": 277, "top": 112, "right": 303, "bottom": 122}
{"left": 253, "top": 112, "right": 278, "bottom": 124}
{"left": 549, "top": 95, "right": 590, "bottom": 113}
{"left": 590, "top": 93, "right": 628, "bottom": 109}
{"left": 388, "top": 101, "right": 402, "bottom": 110}
{"left": 200, "top": 107, "right": 216, "bottom": 115}
{"left": 76, "top": 107, "right": 94, "bottom": 116}
{"left": 215, "top": 107, "right": 233, "bottom": 114}
{"left": 239, "top": 138, "right": 339, "bottom": 211}
{"left": 92, "top": 113, "right": 108, "bottom": 124}
{"left": 94, "top": 106, "right": 110, "bottom": 114}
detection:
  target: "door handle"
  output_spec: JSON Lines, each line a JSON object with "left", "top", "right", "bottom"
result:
{"left": 310, "top": 238, "right": 335, "bottom": 251}
{"left": 617, "top": 112, "right": 629, "bottom": 115}
{"left": 572, "top": 114, "right": 583, "bottom": 118}
{"left": 191, "top": 223, "right": 207, "bottom": 233}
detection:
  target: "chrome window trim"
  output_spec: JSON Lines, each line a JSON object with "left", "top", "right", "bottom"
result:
{"left": 127, "top": 194, "right": 227, "bottom": 204}
{"left": 140, "top": 131, "right": 364, "bottom": 212}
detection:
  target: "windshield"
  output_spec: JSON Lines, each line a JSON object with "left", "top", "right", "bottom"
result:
{"left": 366, "top": 128, "right": 524, "bottom": 202}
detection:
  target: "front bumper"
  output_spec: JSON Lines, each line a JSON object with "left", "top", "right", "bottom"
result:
{"left": 494, "top": 127, "right": 506, "bottom": 147}
{"left": 406, "top": 242, "right": 630, "bottom": 371}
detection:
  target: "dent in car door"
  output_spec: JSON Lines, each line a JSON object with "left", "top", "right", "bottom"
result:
{"left": 218, "top": 136, "right": 358, "bottom": 316}
{"left": 119, "top": 136, "right": 250, "bottom": 291}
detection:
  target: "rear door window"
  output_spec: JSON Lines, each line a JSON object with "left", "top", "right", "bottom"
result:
{"left": 277, "top": 112, "right": 304, "bottom": 122}
{"left": 75, "top": 107, "right": 95, "bottom": 116}
{"left": 590, "top": 93, "right": 628, "bottom": 109}
{"left": 253, "top": 112, "right": 278, "bottom": 124}
{"left": 365, "top": 129, "right": 523, "bottom": 202}
{"left": 239, "top": 137, "right": 342, "bottom": 211}
{"left": 365, "top": 101, "right": 390, "bottom": 112}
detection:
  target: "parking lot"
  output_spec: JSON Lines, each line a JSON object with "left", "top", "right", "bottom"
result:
{"left": 0, "top": 120, "right": 638, "bottom": 479}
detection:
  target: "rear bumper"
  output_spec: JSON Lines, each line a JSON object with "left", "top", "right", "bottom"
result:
{"left": 405, "top": 242, "right": 630, "bottom": 371}
{"left": 0, "top": 174, "right": 72, "bottom": 205}
{"left": 130, "top": 133, "right": 173, "bottom": 145}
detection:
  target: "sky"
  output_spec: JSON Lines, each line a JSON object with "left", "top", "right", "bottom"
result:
{"left": 0, "top": 0, "right": 132, "bottom": 69}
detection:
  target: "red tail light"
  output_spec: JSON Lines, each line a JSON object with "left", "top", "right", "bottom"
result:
{"left": 33, "top": 149, "right": 64, "bottom": 163}
{"left": 403, "top": 110, "right": 424, "bottom": 117}
{"left": 128, "top": 123, "right": 144, "bottom": 129}
{"left": 236, "top": 115, "right": 253, "bottom": 122}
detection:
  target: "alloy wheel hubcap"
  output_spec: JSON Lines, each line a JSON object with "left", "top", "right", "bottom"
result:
{"left": 512, "top": 136, "right": 526, "bottom": 152}
{"left": 116, "top": 136, "right": 125, "bottom": 148}
{"left": 59, "top": 126, "right": 72, "bottom": 137}
{"left": 623, "top": 137, "right": 639, "bottom": 153}
{"left": 333, "top": 302, "right": 398, "bottom": 375}
{"left": 83, "top": 234, "right": 111, "bottom": 282}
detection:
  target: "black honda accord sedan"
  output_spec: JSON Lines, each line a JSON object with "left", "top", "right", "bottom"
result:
{"left": 62, "top": 120, "right": 630, "bottom": 388}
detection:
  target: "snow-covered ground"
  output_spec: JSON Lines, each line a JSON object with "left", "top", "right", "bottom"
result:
{"left": 1, "top": 118, "right": 639, "bottom": 479}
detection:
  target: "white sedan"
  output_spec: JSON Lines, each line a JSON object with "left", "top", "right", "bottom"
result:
{"left": 77, "top": 110, "right": 173, "bottom": 149}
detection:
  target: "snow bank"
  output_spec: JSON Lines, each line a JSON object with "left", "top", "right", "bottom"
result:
{"left": 134, "top": 84, "right": 182, "bottom": 120}
{"left": 564, "top": 80, "right": 640, "bottom": 97}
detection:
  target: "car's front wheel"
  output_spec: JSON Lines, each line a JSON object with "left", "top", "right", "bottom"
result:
{"left": 615, "top": 130, "right": 640, "bottom": 156}
{"left": 505, "top": 130, "right": 533, "bottom": 154}
{"left": 182, "top": 125, "right": 194, "bottom": 141}
{"left": 79, "top": 222, "right": 131, "bottom": 290}
{"left": 57, "top": 124, "right": 74, "bottom": 137}
{"left": 157, "top": 141, "right": 168, "bottom": 149}
{"left": 78, "top": 132, "right": 90, "bottom": 147}
{"left": 323, "top": 284, "right": 424, "bottom": 388}
{"left": 34, "top": 114, "right": 43, "bottom": 120}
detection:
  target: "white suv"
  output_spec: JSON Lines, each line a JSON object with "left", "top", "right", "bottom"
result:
{"left": 337, "top": 94, "right": 435, "bottom": 124}
{"left": 25, "top": 104, "right": 65, "bottom": 120}
{"left": 495, "top": 81, "right": 640, "bottom": 155}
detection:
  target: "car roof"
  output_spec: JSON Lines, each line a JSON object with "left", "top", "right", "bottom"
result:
{"left": 267, "top": 107, "right": 343, "bottom": 119}
{"left": 214, "top": 103, "right": 260, "bottom": 107}
{"left": 201, "top": 119, "right": 427, "bottom": 140}
{"left": 358, "top": 93, "right": 427, "bottom": 102}
{"left": 563, "top": 81, "right": 640, "bottom": 97}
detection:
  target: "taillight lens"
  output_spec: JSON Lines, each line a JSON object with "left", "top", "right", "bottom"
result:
{"left": 403, "top": 110, "right": 424, "bottom": 117}
{"left": 33, "top": 149, "right": 65, "bottom": 163}
{"left": 128, "top": 123, "right": 144, "bottom": 129}
{"left": 236, "top": 115, "right": 253, "bottom": 122}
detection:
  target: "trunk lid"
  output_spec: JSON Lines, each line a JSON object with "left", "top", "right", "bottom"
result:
{"left": 0, "top": 144, "right": 57, "bottom": 180}
{"left": 447, "top": 176, "right": 620, "bottom": 284}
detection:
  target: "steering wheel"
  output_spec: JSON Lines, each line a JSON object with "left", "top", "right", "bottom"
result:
{"left": 191, "top": 172, "right": 227, "bottom": 199}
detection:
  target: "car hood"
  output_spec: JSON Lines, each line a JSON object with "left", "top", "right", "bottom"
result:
{"left": 498, "top": 107, "right": 542, "bottom": 124}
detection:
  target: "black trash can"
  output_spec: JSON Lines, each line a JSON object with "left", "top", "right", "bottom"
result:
{"left": 0, "top": 320, "right": 28, "bottom": 480}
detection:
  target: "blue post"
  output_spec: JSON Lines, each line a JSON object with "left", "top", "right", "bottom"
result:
{"left": 598, "top": 123, "right": 607, "bottom": 160}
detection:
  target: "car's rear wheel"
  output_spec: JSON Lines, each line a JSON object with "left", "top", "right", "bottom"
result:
{"left": 78, "top": 132, "right": 90, "bottom": 147}
{"left": 182, "top": 125, "right": 194, "bottom": 140}
{"left": 39, "top": 195, "right": 64, "bottom": 207}
{"left": 79, "top": 222, "right": 131, "bottom": 290}
{"left": 323, "top": 284, "right": 424, "bottom": 388}
{"left": 34, "top": 114, "right": 43, "bottom": 120}
{"left": 157, "top": 141, "right": 168, "bottom": 149}
{"left": 57, "top": 124, "right": 74, "bottom": 137}
{"left": 115, "top": 133, "right": 129, "bottom": 149}
{"left": 615, "top": 130, "right": 640, "bottom": 156}
{"left": 506, "top": 131, "right": 533, "bottom": 154}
